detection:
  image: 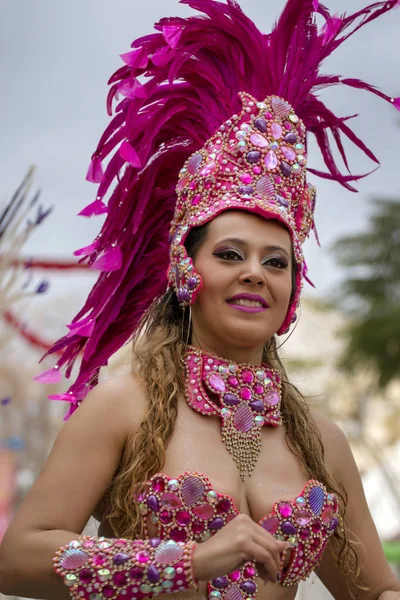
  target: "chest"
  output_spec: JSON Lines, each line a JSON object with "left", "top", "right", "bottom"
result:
{"left": 156, "top": 398, "right": 311, "bottom": 523}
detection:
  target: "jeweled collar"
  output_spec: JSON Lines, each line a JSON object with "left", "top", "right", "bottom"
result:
{"left": 182, "top": 346, "right": 282, "bottom": 480}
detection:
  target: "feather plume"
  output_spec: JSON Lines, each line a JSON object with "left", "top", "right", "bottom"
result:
{"left": 43, "top": 0, "right": 399, "bottom": 416}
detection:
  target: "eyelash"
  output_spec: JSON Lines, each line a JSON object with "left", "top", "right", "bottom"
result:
{"left": 214, "top": 250, "right": 288, "bottom": 269}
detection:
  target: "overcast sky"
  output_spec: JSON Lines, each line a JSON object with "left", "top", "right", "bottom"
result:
{"left": 1, "top": 0, "right": 399, "bottom": 317}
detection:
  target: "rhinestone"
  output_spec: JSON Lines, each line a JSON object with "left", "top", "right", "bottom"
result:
{"left": 250, "top": 133, "right": 268, "bottom": 148}
{"left": 98, "top": 569, "right": 111, "bottom": 581}
{"left": 289, "top": 114, "right": 299, "bottom": 123}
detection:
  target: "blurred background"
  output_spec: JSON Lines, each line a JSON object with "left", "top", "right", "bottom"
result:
{"left": 0, "top": 1, "right": 399, "bottom": 598}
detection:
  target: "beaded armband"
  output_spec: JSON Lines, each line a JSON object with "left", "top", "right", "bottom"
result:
{"left": 53, "top": 535, "right": 198, "bottom": 599}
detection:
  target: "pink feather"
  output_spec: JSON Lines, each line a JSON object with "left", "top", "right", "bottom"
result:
{"left": 89, "top": 246, "right": 122, "bottom": 272}
{"left": 86, "top": 156, "right": 104, "bottom": 183}
{"left": 33, "top": 367, "right": 61, "bottom": 384}
{"left": 163, "top": 25, "right": 183, "bottom": 49}
{"left": 119, "top": 140, "right": 142, "bottom": 168}
{"left": 78, "top": 199, "right": 108, "bottom": 217}
{"left": 73, "top": 240, "right": 100, "bottom": 257}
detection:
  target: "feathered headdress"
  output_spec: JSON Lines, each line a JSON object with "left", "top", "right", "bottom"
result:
{"left": 37, "top": 0, "right": 399, "bottom": 418}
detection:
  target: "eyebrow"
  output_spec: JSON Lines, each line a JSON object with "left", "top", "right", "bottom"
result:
{"left": 215, "top": 237, "right": 290, "bottom": 258}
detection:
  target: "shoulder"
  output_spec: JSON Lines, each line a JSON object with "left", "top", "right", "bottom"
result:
{"left": 310, "top": 409, "right": 353, "bottom": 479}
{"left": 70, "top": 371, "right": 148, "bottom": 438}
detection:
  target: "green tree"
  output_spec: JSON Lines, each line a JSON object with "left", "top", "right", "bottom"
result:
{"left": 333, "top": 198, "right": 400, "bottom": 388}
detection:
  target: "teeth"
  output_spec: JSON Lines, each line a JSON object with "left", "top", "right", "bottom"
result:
{"left": 230, "top": 299, "right": 264, "bottom": 308}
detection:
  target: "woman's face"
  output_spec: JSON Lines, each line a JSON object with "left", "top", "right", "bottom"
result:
{"left": 190, "top": 211, "right": 294, "bottom": 360}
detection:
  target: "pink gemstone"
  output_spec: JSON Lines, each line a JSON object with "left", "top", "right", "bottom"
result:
{"left": 321, "top": 508, "right": 334, "bottom": 524}
{"left": 230, "top": 570, "right": 241, "bottom": 582}
{"left": 240, "top": 387, "right": 252, "bottom": 401}
{"left": 113, "top": 572, "right": 128, "bottom": 586}
{"left": 203, "top": 177, "right": 215, "bottom": 189}
{"left": 271, "top": 97, "right": 292, "bottom": 117}
{"left": 226, "top": 513, "right": 236, "bottom": 523}
{"left": 187, "top": 153, "right": 202, "bottom": 175}
{"left": 155, "top": 541, "right": 183, "bottom": 563}
{"left": 253, "top": 166, "right": 262, "bottom": 175}
{"left": 250, "top": 133, "right": 268, "bottom": 148}
{"left": 192, "top": 520, "right": 205, "bottom": 534}
{"left": 294, "top": 510, "right": 312, "bottom": 526}
{"left": 225, "top": 584, "right": 243, "bottom": 600}
{"left": 244, "top": 565, "right": 256, "bottom": 577}
{"left": 285, "top": 122, "right": 292, "bottom": 130}
{"left": 274, "top": 175, "right": 282, "bottom": 184}
{"left": 60, "top": 549, "right": 89, "bottom": 570}
{"left": 228, "top": 376, "right": 239, "bottom": 387}
{"left": 152, "top": 477, "right": 165, "bottom": 493}
{"left": 265, "top": 112, "right": 273, "bottom": 120}
{"left": 177, "top": 176, "right": 191, "bottom": 191}
{"left": 265, "top": 390, "right": 280, "bottom": 406}
{"left": 241, "top": 370, "right": 254, "bottom": 384}
{"left": 193, "top": 504, "right": 214, "bottom": 520}
{"left": 199, "top": 162, "right": 216, "bottom": 177}
{"left": 191, "top": 194, "right": 202, "bottom": 205}
{"left": 171, "top": 528, "right": 187, "bottom": 543}
{"left": 311, "top": 522, "right": 321, "bottom": 533}
{"left": 93, "top": 553, "right": 107, "bottom": 567}
{"left": 136, "top": 551, "right": 150, "bottom": 563}
{"left": 209, "top": 373, "right": 226, "bottom": 393}
{"left": 181, "top": 476, "right": 205, "bottom": 507}
{"left": 129, "top": 566, "right": 144, "bottom": 579}
{"left": 161, "top": 492, "right": 182, "bottom": 509}
{"left": 271, "top": 122, "right": 283, "bottom": 140}
{"left": 176, "top": 510, "right": 192, "bottom": 526}
{"left": 234, "top": 404, "right": 253, "bottom": 432}
{"left": 281, "top": 146, "right": 296, "bottom": 161}
{"left": 79, "top": 568, "right": 93, "bottom": 583}
{"left": 240, "top": 173, "right": 253, "bottom": 185}
{"left": 265, "top": 150, "right": 278, "bottom": 170}
{"left": 261, "top": 516, "right": 279, "bottom": 535}
{"left": 189, "top": 180, "right": 198, "bottom": 191}
{"left": 256, "top": 175, "right": 275, "bottom": 197}
{"left": 216, "top": 498, "right": 231, "bottom": 514}
{"left": 159, "top": 509, "right": 172, "bottom": 524}
{"left": 300, "top": 529, "right": 309, "bottom": 540}
{"left": 103, "top": 586, "right": 115, "bottom": 598}
{"left": 255, "top": 384, "right": 264, "bottom": 394}
{"left": 278, "top": 502, "right": 293, "bottom": 518}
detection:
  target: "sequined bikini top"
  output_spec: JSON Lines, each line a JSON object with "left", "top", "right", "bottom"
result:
{"left": 135, "top": 471, "right": 339, "bottom": 594}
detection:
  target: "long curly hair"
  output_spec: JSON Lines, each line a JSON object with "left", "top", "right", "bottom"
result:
{"left": 104, "top": 225, "right": 364, "bottom": 597}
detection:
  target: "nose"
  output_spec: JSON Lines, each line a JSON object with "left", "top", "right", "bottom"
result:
{"left": 238, "top": 258, "right": 265, "bottom": 287}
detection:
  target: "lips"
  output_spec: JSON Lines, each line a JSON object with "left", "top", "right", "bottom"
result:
{"left": 227, "top": 294, "right": 268, "bottom": 308}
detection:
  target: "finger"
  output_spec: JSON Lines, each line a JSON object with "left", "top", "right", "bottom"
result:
{"left": 250, "top": 542, "right": 281, "bottom": 582}
{"left": 253, "top": 531, "right": 285, "bottom": 574}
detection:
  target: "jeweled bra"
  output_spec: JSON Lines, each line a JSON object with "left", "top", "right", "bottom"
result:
{"left": 136, "top": 471, "right": 339, "bottom": 592}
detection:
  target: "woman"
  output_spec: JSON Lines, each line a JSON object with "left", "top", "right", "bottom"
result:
{"left": 0, "top": 1, "right": 399, "bottom": 599}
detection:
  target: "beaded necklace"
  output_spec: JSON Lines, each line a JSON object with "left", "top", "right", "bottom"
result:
{"left": 182, "top": 346, "right": 282, "bottom": 480}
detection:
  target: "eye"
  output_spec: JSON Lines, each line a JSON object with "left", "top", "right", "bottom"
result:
{"left": 263, "top": 257, "right": 288, "bottom": 269}
{"left": 214, "top": 249, "right": 243, "bottom": 261}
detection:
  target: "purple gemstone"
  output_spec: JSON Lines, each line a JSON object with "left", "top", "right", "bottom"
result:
{"left": 224, "top": 393, "right": 239, "bottom": 406}
{"left": 329, "top": 517, "right": 339, "bottom": 531}
{"left": 209, "top": 518, "right": 224, "bottom": 530}
{"left": 281, "top": 521, "right": 297, "bottom": 535}
{"left": 309, "top": 486, "right": 325, "bottom": 516}
{"left": 187, "top": 277, "right": 198, "bottom": 290}
{"left": 149, "top": 538, "right": 161, "bottom": 548}
{"left": 276, "top": 195, "right": 289, "bottom": 208}
{"left": 249, "top": 399, "right": 264, "bottom": 413}
{"left": 148, "top": 564, "right": 160, "bottom": 583}
{"left": 103, "top": 586, "right": 115, "bottom": 599}
{"left": 130, "top": 567, "right": 144, "bottom": 580}
{"left": 238, "top": 185, "right": 254, "bottom": 195}
{"left": 177, "top": 287, "right": 190, "bottom": 303}
{"left": 240, "top": 581, "right": 257, "bottom": 594}
{"left": 213, "top": 577, "right": 229, "bottom": 589}
{"left": 284, "top": 133, "right": 297, "bottom": 144}
{"left": 113, "top": 553, "right": 130, "bottom": 565}
{"left": 280, "top": 161, "right": 292, "bottom": 177}
{"left": 147, "top": 495, "right": 159, "bottom": 512}
{"left": 254, "top": 118, "right": 267, "bottom": 133}
{"left": 246, "top": 151, "right": 261, "bottom": 164}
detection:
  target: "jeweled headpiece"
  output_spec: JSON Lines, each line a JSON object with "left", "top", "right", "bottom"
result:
{"left": 38, "top": 0, "right": 399, "bottom": 417}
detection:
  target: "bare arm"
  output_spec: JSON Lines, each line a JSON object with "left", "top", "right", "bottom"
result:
{"left": 313, "top": 412, "right": 400, "bottom": 600}
{"left": 0, "top": 373, "right": 146, "bottom": 599}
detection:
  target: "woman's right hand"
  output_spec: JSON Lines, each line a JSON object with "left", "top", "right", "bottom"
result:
{"left": 192, "top": 513, "right": 290, "bottom": 584}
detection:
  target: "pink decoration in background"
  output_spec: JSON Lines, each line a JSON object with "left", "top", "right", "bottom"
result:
{"left": 86, "top": 157, "right": 104, "bottom": 183}
{"left": 119, "top": 140, "right": 142, "bottom": 168}
{"left": 163, "top": 25, "right": 183, "bottom": 49}
{"left": 33, "top": 367, "right": 61, "bottom": 384}
{"left": 90, "top": 246, "right": 122, "bottom": 272}
{"left": 78, "top": 199, "right": 108, "bottom": 218}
